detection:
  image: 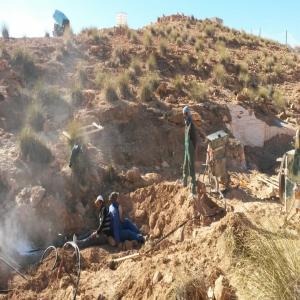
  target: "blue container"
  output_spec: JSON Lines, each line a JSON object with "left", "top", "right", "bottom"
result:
{"left": 53, "top": 9, "right": 69, "bottom": 26}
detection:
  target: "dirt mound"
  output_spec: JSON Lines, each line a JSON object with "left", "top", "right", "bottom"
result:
{"left": 121, "top": 182, "right": 224, "bottom": 239}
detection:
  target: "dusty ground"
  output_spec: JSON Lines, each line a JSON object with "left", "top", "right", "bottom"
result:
{"left": 1, "top": 174, "right": 294, "bottom": 300}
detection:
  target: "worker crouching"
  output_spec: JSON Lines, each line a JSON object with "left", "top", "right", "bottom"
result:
{"left": 74, "top": 195, "right": 113, "bottom": 249}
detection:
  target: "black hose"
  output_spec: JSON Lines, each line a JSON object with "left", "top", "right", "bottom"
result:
{"left": 62, "top": 241, "right": 81, "bottom": 300}
{"left": 143, "top": 217, "right": 193, "bottom": 255}
{"left": 40, "top": 246, "right": 59, "bottom": 271}
{"left": 0, "top": 289, "right": 13, "bottom": 294}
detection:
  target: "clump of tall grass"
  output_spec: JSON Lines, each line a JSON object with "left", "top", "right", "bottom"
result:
{"left": 66, "top": 119, "right": 85, "bottom": 147}
{"left": 229, "top": 224, "right": 300, "bottom": 300}
{"left": 172, "top": 75, "right": 184, "bottom": 93}
{"left": 11, "top": 48, "right": 37, "bottom": 81}
{"left": 143, "top": 33, "right": 152, "bottom": 49}
{"left": 139, "top": 73, "right": 160, "bottom": 102}
{"left": 26, "top": 102, "right": 45, "bottom": 131}
{"left": 19, "top": 127, "right": 53, "bottom": 163}
{"left": 117, "top": 72, "right": 131, "bottom": 98}
{"left": 146, "top": 53, "right": 157, "bottom": 71}
{"left": 213, "top": 63, "right": 227, "bottom": 85}
{"left": 189, "top": 82, "right": 208, "bottom": 102}
{"left": 35, "top": 84, "right": 66, "bottom": 107}
{"left": 129, "top": 58, "right": 142, "bottom": 76}
{"left": 95, "top": 71, "right": 107, "bottom": 90}
{"left": 104, "top": 80, "right": 119, "bottom": 102}
{"left": 159, "top": 39, "right": 168, "bottom": 56}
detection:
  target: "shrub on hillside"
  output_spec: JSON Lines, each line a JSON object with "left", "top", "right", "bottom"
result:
{"left": 150, "top": 27, "right": 157, "bottom": 36}
{"left": 228, "top": 223, "right": 300, "bottom": 300}
{"left": 83, "top": 27, "right": 105, "bottom": 44}
{"left": 182, "top": 32, "right": 188, "bottom": 42}
{"left": 204, "top": 24, "right": 215, "bottom": 37}
{"left": 146, "top": 53, "right": 157, "bottom": 71}
{"left": 130, "top": 58, "right": 142, "bottom": 76}
{"left": 181, "top": 54, "right": 190, "bottom": 67}
{"left": 213, "top": 64, "right": 227, "bottom": 85}
{"left": 1, "top": 24, "right": 9, "bottom": 39}
{"left": 273, "top": 64, "right": 284, "bottom": 78}
{"left": 11, "top": 48, "right": 37, "bottom": 81}
{"left": 166, "top": 26, "right": 172, "bottom": 35}
{"left": 238, "top": 72, "right": 250, "bottom": 88}
{"left": 172, "top": 277, "right": 207, "bottom": 300}
{"left": 117, "top": 73, "right": 131, "bottom": 98}
{"left": 237, "top": 61, "right": 249, "bottom": 75}
{"left": 265, "top": 56, "right": 275, "bottom": 72}
{"left": 112, "top": 47, "right": 129, "bottom": 66}
{"left": 239, "top": 87, "right": 257, "bottom": 102}
{"left": 76, "top": 64, "right": 88, "bottom": 86}
{"left": 104, "top": 81, "right": 119, "bottom": 102}
{"left": 216, "top": 41, "right": 231, "bottom": 65}
{"left": 130, "top": 31, "right": 139, "bottom": 43}
{"left": 19, "top": 128, "right": 53, "bottom": 164}
{"left": 176, "top": 37, "right": 183, "bottom": 47}
{"left": 95, "top": 72, "right": 107, "bottom": 90}
{"left": 196, "top": 56, "right": 205, "bottom": 71}
{"left": 66, "top": 119, "right": 85, "bottom": 146}
{"left": 195, "top": 39, "right": 204, "bottom": 52}
{"left": 189, "top": 82, "right": 208, "bottom": 102}
{"left": 35, "top": 85, "right": 64, "bottom": 106}
{"left": 71, "top": 84, "right": 84, "bottom": 106}
{"left": 139, "top": 73, "right": 160, "bottom": 102}
{"left": 139, "top": 82, "right": 153, "bottom": 102}
{"left": 188, "top": 36, "right": 196, "bottom": 45}
{"left": 172, "top": 75, "right": 184, "bottom": 93}
{"left": 143, "top": 33, "right": 152, "bottom": 49}
{"left": 257, "top": 86, "right": 269, "bottom": 100}
{"left": 272, "top": 89, "right": 286, "bottom": 109}
{"left": 159, "top": 40, "right": 168, "bottom": 56}
{"left": 27, "top": 102, "right": 45, "bottom": 131}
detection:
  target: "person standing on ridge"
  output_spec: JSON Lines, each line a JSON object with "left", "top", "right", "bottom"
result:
{"left": 182, "top": 106, "right": 197, "bottom": 195}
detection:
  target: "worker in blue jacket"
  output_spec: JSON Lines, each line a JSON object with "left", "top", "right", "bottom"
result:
{"left": 109, "top": 192, "right": 144, "bottom": 244}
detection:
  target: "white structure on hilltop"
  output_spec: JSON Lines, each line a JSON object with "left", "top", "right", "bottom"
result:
{"left": 116, "top": 12, "right": 128, "bottom": 27}
{"left": 210, "top": 17, "right": 223, "bottom": 25}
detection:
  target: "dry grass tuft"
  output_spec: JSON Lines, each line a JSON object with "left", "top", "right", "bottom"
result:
{"left": 27, "top": 102, "right": 45, "bottom": 131}
{"left": 117, "top": 72, "right": 131, "bottom": 98}
{"left": 19, "top": 127, "right": 53, "bottom": 163}
{"left": 12, "top": 48, "right": 37, "bottom": 81}
{"left": 189, "top": 82, "right": 208, "bottom": 102}
{"left": 213, "top": 63, "right": 227, "bottom": 85}
{"left": 104, "top": 80, "right": 119, "bottom": 102}
{"left": 228, "top": 223, "right": 300, "bottom": 300}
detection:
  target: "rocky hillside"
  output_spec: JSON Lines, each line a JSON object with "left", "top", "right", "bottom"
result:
{"left": 0, "top": 14, "right": 300, "bottom": 299}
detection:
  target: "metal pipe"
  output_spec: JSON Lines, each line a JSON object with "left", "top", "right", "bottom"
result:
{"left": 0, "top": 256, "right": 27, "bottom": 281}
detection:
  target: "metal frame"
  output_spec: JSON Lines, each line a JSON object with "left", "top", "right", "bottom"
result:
{"left": 62, "top": 122, "right": 103, "bottom": 140}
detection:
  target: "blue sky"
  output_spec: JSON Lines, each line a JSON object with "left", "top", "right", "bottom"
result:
{"left": 0, "top": 0, "right": 299, "bottom": 46}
